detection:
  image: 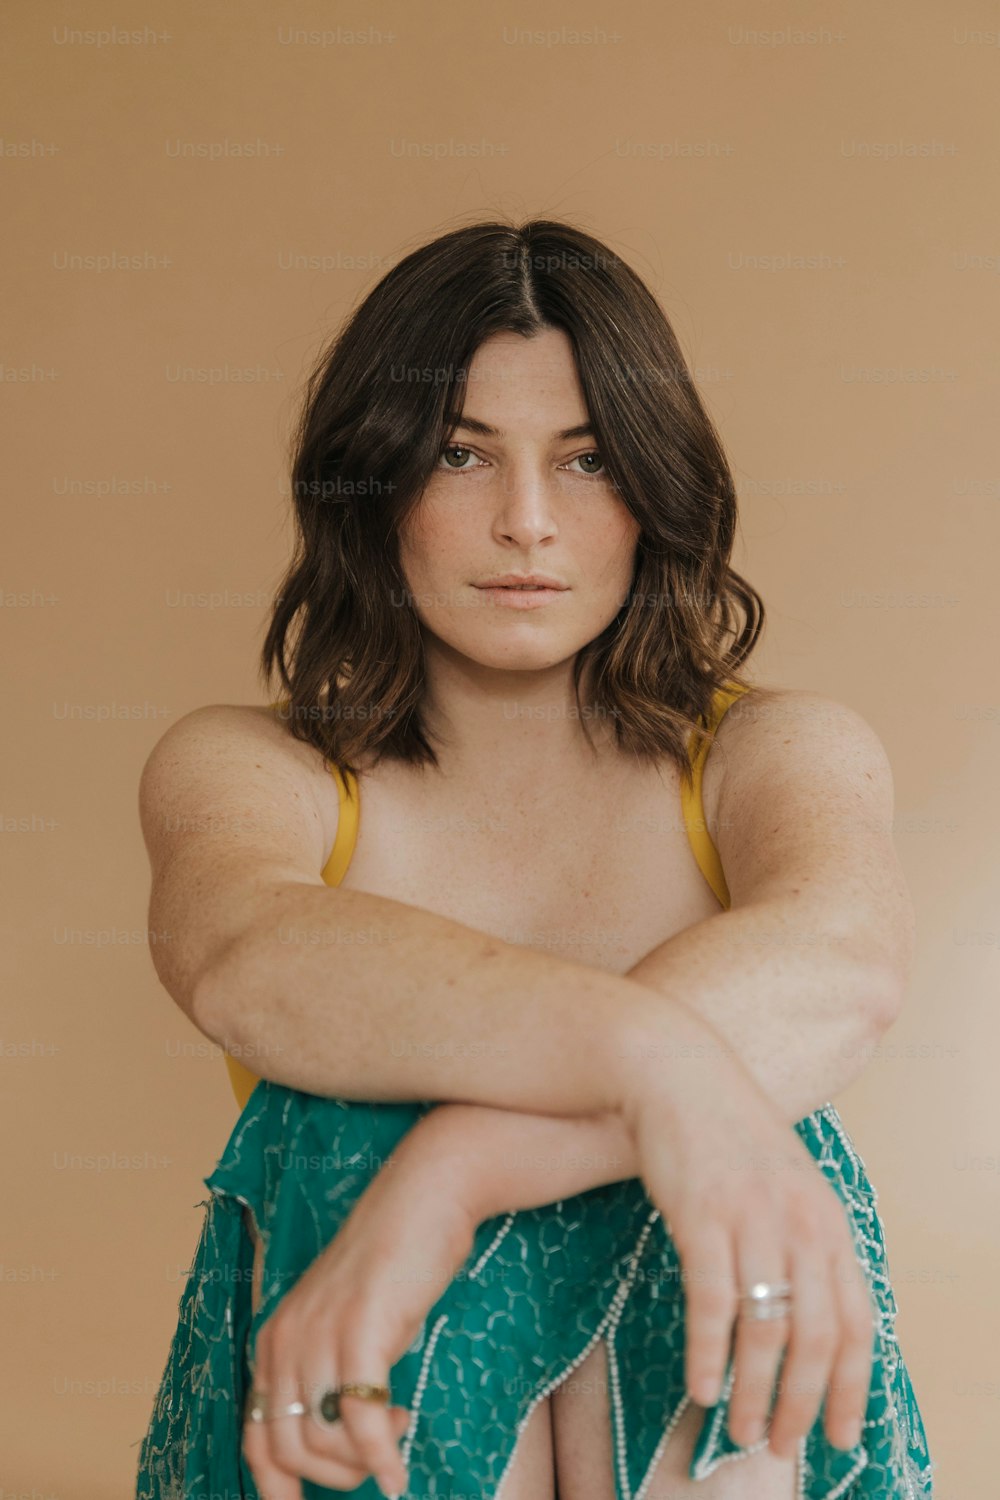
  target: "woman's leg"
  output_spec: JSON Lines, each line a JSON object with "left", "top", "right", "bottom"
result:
{"left": 550, "top": 1339, "right": 798, "bottom": 1500}
{"left": 550, "top": 1341, "right": 617, "bottom": 1496}
{"left": 497, "top": 1397, "right": 557, "bottom": 1500}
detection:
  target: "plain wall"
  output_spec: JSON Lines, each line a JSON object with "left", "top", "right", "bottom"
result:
{"left": 4, "top": 2, "right": 996, "bottom": 1493}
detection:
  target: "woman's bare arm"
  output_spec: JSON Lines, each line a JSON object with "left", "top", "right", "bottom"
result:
{"left": 352, "top": 691, "right": 916, "bottom": 1224}
{"left": 380, "top": 908, "right": 898, "bottom": 1227}
{"left": 375, "top": 890, "right": 902, "bottom": 1227}
{"left": 624, "top": 688, "right": 912, "bottom": 1126}
{"left": 142, "top": 705, "right": 726, "bottom": 1123}
{"left": 143, "top": 693, "right": 908, "bottom": 1142}
{"left": 195, "top": 875, "right": 720, "bottom": 1119}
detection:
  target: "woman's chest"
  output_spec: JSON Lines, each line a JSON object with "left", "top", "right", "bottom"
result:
{"left": 332, "top": 757, "right": 726, "bottom": 975}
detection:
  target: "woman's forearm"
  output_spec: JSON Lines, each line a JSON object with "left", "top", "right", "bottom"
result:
{"left": 195, "top": 874, "right": 890, "bottom": 1130}
{"left": 391, "top": 1096, "right": 639, "bottom": 1225}
{"left": 193, "top": 877, "right": 739, "bottom": 1121}
{"left": 393, "top": 896, "right": 897, "bottom": 1225}
{"left": 627, "top": 896, "right": 897, "bottom": 1125}
{"left": 397, "top": 963, "right": 883, "bottom": 1228}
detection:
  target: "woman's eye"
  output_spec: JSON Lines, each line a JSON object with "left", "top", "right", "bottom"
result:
{"left": 569, "top": 451, "right": 606, "bottom": 477}
{"left": 437, "top": 444, "right": 483, "bottom": 471}
{"left": 436, "top": 445, "right": 607, "bottom": 478}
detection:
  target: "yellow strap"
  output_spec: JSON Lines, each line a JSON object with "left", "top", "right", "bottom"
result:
{"left": 679, "top": 682, "right": 751, "bottom": 909}
{"left": 320, "top": 763, "right": 359, "bottom": 885}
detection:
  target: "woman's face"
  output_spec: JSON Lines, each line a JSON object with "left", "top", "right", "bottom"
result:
{"left": 398, "top": 327, "right": 641, "bottom": 677}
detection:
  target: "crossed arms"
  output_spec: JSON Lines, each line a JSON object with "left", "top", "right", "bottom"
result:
{"left": 188, "top": 691, "right": 914, "bottom": 1221}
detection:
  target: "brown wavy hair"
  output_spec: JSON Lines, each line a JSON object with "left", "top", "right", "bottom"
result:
{"left": 260, "top": 217, "right": 765, "bottom": 790}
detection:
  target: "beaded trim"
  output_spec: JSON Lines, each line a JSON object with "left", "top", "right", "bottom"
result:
{"left": 399, "top": 1311, "right": 449, "bottom": 1475}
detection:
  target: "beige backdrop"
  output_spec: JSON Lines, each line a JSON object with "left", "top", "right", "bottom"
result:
{"left": 4, "top": 1, "right": 996, "bottom": 1493}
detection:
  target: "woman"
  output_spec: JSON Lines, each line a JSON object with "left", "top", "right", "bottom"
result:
{"left": 135, "top": 220, "right": 933, "bottom": 1499}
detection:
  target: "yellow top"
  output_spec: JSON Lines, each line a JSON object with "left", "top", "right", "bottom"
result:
{"left": 223, "top": 680, "right": 750, "bottom": 1111}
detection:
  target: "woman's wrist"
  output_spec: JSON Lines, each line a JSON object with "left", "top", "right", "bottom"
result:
{"left": 394, "top": 1100, "right": 640, "bottom": 1227}
{"left": 609, "top": 991, "right": 751, "bottom": 1140}
{"left": 386, "top": 1106, "right": 485, "bottom": 1245}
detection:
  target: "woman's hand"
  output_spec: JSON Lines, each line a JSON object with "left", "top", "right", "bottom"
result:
{"left": 242, "top": 1123, "right": 477, "bottom": 1500}
{"left": 620, "top": 1027, "right": 877, "bottom": 1462}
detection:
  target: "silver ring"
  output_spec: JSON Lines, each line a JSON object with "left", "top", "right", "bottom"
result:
{"left": 738, "top": 1279, "right": 793, "bottom": 1301}
{"left": 737, "top": 1279, "right": 793, "bottom": 1321}
{"left": 247, "top": 1393, "right": 308, "bottom": 1423}
{"left": 741, "top": 1297, "right": 793, "bottom": 1321}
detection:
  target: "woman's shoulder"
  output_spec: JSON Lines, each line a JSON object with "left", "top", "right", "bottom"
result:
{"left": 714, "top": 680, "right": 881, "bottom": 739}
{"left": 703, "top": 680, "right": 897, "bottom": 831}
{"left": 140, "top": 701, "right": 340, "bottom": 872}
{"left": 150, "top": 700, "right": 314, "bottom": 762}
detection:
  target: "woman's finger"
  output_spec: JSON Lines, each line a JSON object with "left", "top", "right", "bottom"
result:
{"left": 268, "top": 1411, "right": 372, "bottom": 1491}
{"left": 242, "top": 1405, "right": 307, "bottom": 1500}
{"left": 258, "top": 1305, "right": 409, "bottom": 1493}
{"left": 301, "top": 1393, "right": 411, "bottom": 1464}
{"left": 242, "top": 1323, "right": 303, "bottom": 1499}
{"left": 726, "top": 1226, "right": 793, "bottom": 1447}
{"left": 295, "top": 1327, "right": 400, "bottom": 1470}
{"left": 244, "top": 1390, "right": 407, "bottom": 1492}
{"left": 678, "top": 1218, "right": 737, "bottom": 1407}
{"left": 764, "top": 1237, "right": 837, "bottom": 1458}
{"left": 245, "top": 1320, "right": 367, "bottom": 1490}
{"left": 332, "top": 1323, "right": 410, "bottom": 1495}
{"left": 821, "top": 1237, "right": 877, "bottom": 1451}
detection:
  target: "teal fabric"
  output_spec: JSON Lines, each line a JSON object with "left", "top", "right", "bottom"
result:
{"left": 135, "top": 1083, "right": 935, "bottom": 1498}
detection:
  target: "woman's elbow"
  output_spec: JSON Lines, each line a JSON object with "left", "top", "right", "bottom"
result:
{"left": 861, "top": 960, "right": 907, "bottom": 1037}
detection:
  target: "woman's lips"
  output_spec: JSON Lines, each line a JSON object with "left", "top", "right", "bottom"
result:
{"left": 472, "top": 585, "right": 568, "bottom": 609}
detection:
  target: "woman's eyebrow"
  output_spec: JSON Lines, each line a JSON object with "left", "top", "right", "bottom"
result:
{"left": 444, "top": 414, "right": 596, "bottom": 442}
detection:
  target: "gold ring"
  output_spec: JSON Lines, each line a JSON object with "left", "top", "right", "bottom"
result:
{"left": 311, "top": 1382, "right": 392, "bottom": 1427}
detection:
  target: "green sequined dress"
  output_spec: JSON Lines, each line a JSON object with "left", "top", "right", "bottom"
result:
{"left": 135, "top": 1080, "right": 935, "bottom": 1498}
